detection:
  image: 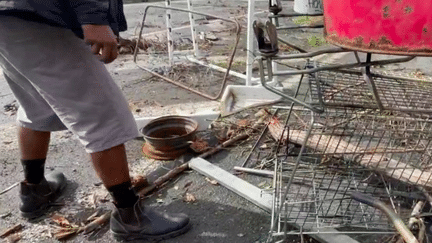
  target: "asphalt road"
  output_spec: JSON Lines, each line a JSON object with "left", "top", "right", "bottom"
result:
{"left": 0, "top": 1, "right": 272, "bottom": 243}
{"left": 2, "top": 1, "right": 432, "bottom": 243}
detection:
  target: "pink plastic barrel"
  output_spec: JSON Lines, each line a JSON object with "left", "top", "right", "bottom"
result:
{"left": 323, "top": 0, "right": 432, "bottom": 56}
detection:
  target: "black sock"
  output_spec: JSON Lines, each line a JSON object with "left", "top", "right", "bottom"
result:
{"left": 21, "top": 159, "right": 46, "bottom": 184}
{"left": 107, "top": 181, "right": 139, "bottom": 208}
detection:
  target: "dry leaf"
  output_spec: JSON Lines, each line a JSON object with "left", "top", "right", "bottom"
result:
{"left": 205, "top": 177, "right": 218, "bottom": 185}
{"left": 80, "top": 211, "right": 111, "bottom": 234}
{"left": 53, "top": 228, "right": 78, "bottom": 241}
{"left": 85, "top": 210, "right": 101, "bottom": 223}
{"left": 190, "top": 139, "right": 211, "bottom": 153}
{"left": 51, "top": 214, "right": 73, "bottom": 228}
{"left": 183, "top": 193, "right": 197, "bottom": 203}
{"left": 226, "top": 127, "right": 236, "bottom": 139}
{"left": 237, "top": 119, "right": 251, "bottom": 128}
{"left": 131, "top": 175, "right": 149, "bottom": 190}
{"left": 88, "top": 191, "right": 110, "bottom": 208}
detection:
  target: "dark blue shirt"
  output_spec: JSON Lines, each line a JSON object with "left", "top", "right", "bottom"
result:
{"left": 0, "top": 0, "right": 127, "bottom": 38}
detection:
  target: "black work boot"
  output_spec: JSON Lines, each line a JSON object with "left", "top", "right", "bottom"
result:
{"left": 110, "top": 199, "right": 191, "bottom": 242}
{"left": 19, "top": 172, "right": 67, "bottom": 219}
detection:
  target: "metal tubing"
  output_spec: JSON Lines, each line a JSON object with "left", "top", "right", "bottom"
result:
{"left": 270, "top": 115, "right": 316, "bottom": 236}
{"left": 186, "top": 0, "right": 199, "bottom": 56}
{"left": 267, "top": 58, "right": 274, "bottom": 82}
{"left": 272, "top": 47, "right": 349, "bottom": 60}
{"left": 246, "top": 0, "right": 256, "bottom": 86}
{"left": 134, "top": 5, "right": 241, "bottom": 100}
{"left": 269, "top": 13, "right": 324, "bottom": 18}
{"left": 270, "top": 13, "right": 279, "bottom": 86}
{"left": 258, "top": 58, "right": 324, "bottom": 113}
{"left": 363, "top": 53, "right": 384, "bottom": 110}
{"left": 272, "top": 231, "right": 395, "bottom": 236}
{"left": 277, "top": 37, "right": 307, "bottom": 53}
{"left": 271, "top": 56, "right": 415, "bottom": 75}
{"left": 187, "top": 56, "right": 247, "bottom": 80}
{"left": 351, "top": 192, "right": 419, "bottom": 243}
{"left": 317, "top": 67, "right": 432, "bottom": 86}
{"left": 165, "top": 0, "right": 174, "bottom": 65}
{"left": 276, "top": 25, "right": 324, "bottom": 30}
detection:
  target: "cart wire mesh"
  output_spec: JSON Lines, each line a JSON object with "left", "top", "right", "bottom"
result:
{"left": 309, "top": 62, "right": 432, "bottom": 112}
{"left": 270, "top": 64, "right": 432, "bottom": 240}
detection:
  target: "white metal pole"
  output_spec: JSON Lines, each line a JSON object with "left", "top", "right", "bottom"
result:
{"left": 166, "top": 0, "right": 174, "bottom": 66}
{"left": 270, "top": 1, "right": 280, "bottom": 86}
{"left": 245, "top": 0, "right": 255, "bottom": 86}
{"left": 186, "top": 0, "right": 199, "bottom": 56}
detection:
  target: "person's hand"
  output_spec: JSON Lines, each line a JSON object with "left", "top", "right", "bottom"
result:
{"left": 82, "top": 25, "right": 118, "bottom": 64}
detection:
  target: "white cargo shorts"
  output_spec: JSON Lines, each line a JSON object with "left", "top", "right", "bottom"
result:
{"left": 0, "top": 15, "right": 139, "bottom": 153}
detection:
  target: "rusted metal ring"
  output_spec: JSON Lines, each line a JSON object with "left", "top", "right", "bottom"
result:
{"left": 140, "top": 116, "right": 198, "bottom": 160}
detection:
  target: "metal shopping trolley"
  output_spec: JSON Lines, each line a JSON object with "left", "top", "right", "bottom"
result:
{"left": 255, "top": 1, "right": 432, "bottom": 241}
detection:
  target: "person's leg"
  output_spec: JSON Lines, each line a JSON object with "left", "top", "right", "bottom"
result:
{"left": 19, "top": 127, "right": 50, "bottom": 184}
{"left": 17, "top": 126, "right": 67, "bottom": 219}
{"left": 92, "top": 145, "right": 191, "bottom": 242}
{"left": 0, "top": 15, "right": 190, "bottom": 240}
{"left": 90, "top": 144, "right": 130, "bottom": 188}
{"left": 19, "top": 127, "right": 50, "bottom": 160}
{"left": 90, "top": 144, "right": 139, "bottom": 208}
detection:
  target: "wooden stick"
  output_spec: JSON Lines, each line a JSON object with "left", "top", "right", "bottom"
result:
{"left": 53, "top": 211, "right": 112, "bottom": 240}
{"left": 78, "top": 211, "right": 111, "bottom": 234}
{"left": 0, "top": 224, "right": 23, "bottom": 238}
{"left": 53, "top": 229, "right": 79, "bottom": 241}
{"left": 267, "top": 117, "right": 432, "bottom": 188}
{"left": 0, "top": 183, "right": 19, "bottom": 196}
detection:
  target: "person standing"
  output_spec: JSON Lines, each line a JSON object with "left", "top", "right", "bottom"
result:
{"left": 0, "top": 0, "right": 191, "bottom": 241}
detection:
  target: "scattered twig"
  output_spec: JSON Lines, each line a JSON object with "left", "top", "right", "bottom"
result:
{"left": 79, "top": 211, "right": 111, "bottom": 234}
{"left": 0, "top": 224, "right": 23, "bottom": 239}
{"left": 53, "top": 211, "right": 112, "bottom": 240}
{"left": 233, "top": 166, "right": 290, "bottom": 180}
{"left": 53, "top": 229, "right": 79, "bottom": 241}
{"left": 85, "top": 209, "right": 102, "bottom": 223}
{"left": 221, "top": 99, "right": 283, "bottom": 117}
{"left": 0, "top": 93, "right": 12, "bottom": 98}
{"left": 291, "top": 111, "right": 308, "bottom": 128}
{"left": 0, "top": 182, "right": 19, "bottom": 196}
{"left": 0, "top": 212, "right": 11, "bottom": 219}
